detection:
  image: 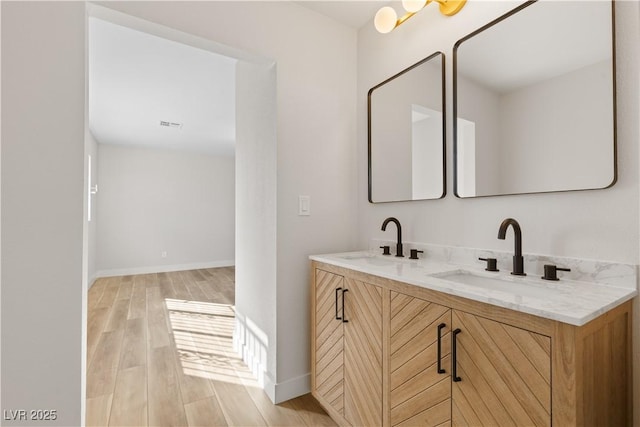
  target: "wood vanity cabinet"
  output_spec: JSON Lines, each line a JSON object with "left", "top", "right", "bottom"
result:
{"left": 389, "top": 293, "right": 550, "bottom": 427}
{"left": 311, "top": 261, "right": 632, "bottom": 427}
{"left": 451, "top": 310, "right": 551, "bottom": 427}
{"left": 313, "top": 269, "right": 383, "bottom": 426}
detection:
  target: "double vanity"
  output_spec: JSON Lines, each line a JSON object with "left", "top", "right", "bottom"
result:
{"left": 331, "top": 0, "right": 629, "bottom": 424}
{"left": 309, "top": 227, "right": 636, "bottom": 426}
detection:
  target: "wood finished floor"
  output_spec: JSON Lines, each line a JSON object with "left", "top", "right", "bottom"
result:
{"left": 86, "top": 268, "right": 336, "bottom": 427}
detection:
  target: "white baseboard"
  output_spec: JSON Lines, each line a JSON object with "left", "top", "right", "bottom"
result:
{"left": 88, "top": 274, "right": 98, "bottom": 289}
{"left": 272, "top": 373, "right": 311, "bottom": 404}
{"left": 262, "top": 370, "right": 310, "bottom": 404}
{"left": 95, "top": 260, "right": 235, "bottom": 278}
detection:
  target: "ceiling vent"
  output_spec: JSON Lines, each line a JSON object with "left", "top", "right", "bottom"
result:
{"left": 160, "top": 121, "right": 183, "bottom": 129}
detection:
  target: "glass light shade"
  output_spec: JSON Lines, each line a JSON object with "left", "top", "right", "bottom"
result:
{"left": 374, "top": 7, "right": 398, "bottom": 34}
{"left": 402, "top": 0, "right": 427, "bottom": 13}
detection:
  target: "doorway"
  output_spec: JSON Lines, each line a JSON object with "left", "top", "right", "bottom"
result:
{"left": 83, "top": 4, "right": 280, "bottom": 424}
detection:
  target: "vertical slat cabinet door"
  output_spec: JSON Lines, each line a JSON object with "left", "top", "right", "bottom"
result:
{"left": 451, "top": 310, "right": 551, "bottom": 427}
{"left": 314, "top": 269, "right": 345, "bottom": 416}
{"left": 343, "top": 278, "right": 383, "bottom": 426}
{"left": 389, "top": 292, "right": 452, "bottom": 427}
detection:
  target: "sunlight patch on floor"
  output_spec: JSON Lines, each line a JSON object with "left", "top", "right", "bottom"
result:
{"left": 165, "top": 298, "right": 259, "bottom": 387}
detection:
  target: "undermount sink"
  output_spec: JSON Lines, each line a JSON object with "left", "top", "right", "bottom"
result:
{"left": 337, "top": 253, "right": 404, "bottom": 266}
{"left": 432, "top": 270, "right": 547, "bottom": 298}
{"left": 338, "top": 253, "right": 374, "bottom": 260}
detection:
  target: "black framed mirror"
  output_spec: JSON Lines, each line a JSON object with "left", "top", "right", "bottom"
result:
{"left": 368, "top": 52, "right": 446, "bottom": 203}
{"left": 453, "top": 1, "right": 616, "bottom": 198}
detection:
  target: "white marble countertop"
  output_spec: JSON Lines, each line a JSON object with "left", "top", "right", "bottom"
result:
{"left": 310, "top": 250, "right": 637, "bottom": 326}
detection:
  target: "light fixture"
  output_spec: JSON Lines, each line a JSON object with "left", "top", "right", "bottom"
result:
{"left": 374, "top": 0, "right": 467, "bottom": 33}
{"left": 403, "top": 0, "right": 427, "bottom": 13}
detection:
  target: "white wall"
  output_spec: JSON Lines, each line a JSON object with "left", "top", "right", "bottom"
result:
{"left": 358, "top": 0, "right": 640, "bottom": 420}
{"left": 234, "top": 60, "right": 278, "bottom": 393}
{"left": 85, "top": 0, "right": 359, "bottom": 403}
{"left": 1, "top": 2, "right": 85, "bottom": 425}
{"left": 96, "top": 144, "right": 235, "bottom": 275}
{"left": 359, "top": 0, "right": 638, "bottom": 265}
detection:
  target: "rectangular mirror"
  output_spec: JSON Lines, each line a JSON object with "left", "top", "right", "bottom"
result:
{"left": 368, "top": 52, "right": 446, "bottom": 203}
{"left": 454, "top": 1, "right": 616, "bottom": 198}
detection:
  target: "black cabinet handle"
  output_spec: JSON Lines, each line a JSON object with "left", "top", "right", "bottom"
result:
{"left": 452, "top": 328, "right": 462, "bottom": 382}
{"left": 342, "top": 289, "right": 349, "bottom": 323}
{"left": 335, "top": 287, "right": 342, "bottom": 320}
{"left": 437, "top": 323, "right": 446, "bottom": 374}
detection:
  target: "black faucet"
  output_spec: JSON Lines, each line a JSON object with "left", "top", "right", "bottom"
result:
{"left": 497, "top": 218, "right": 526, "bottom": 276}
{"left": 381, "top": 217, "right": 403, "bottom": 257}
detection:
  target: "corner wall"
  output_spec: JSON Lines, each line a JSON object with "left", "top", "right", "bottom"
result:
{"left": 357, "top": 0, "right": 640, "bottom": 420}
{"left": 1, "top": 2, "right": 85, "bottom": 425}
{"left": 234, "top": 60, "right": 278, "bottom": 396}
{"left": 99, "top": 1, "right": 359, "bottom": 402}
{"left": 2, "top": 0, "right": 358, "bottom": 409}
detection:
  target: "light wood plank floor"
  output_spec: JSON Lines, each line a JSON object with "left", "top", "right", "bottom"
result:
{"left": 86, "top": 268, "right": 335, "bottom": 427}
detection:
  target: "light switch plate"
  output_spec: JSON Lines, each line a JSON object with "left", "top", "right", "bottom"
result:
{"left": 299, "top": 195, "right": 310, "bottom": 216}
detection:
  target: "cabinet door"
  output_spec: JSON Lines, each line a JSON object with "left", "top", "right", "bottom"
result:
{"left": 390, "top": 292, "right": 452, "bottom": 427}
{"left": 344, "top": 278, "right": 383, "bottom": 426}
{"left": 452, "top": 310, "right": 551, "bottom": 427}
{"left": 314, "top": 269, "right": 345, "bottom": 416}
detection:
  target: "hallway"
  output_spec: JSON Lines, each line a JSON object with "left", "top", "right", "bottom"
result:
{"left": 85, "top": 268, "right": 334, "bottom": 426}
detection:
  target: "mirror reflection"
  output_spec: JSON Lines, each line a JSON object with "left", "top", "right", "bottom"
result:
{"left": 369, "top": 52, "right": 445, "bottom": 203}
{"left": 454, "top": 1, "right": 616, "bottom": 198}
